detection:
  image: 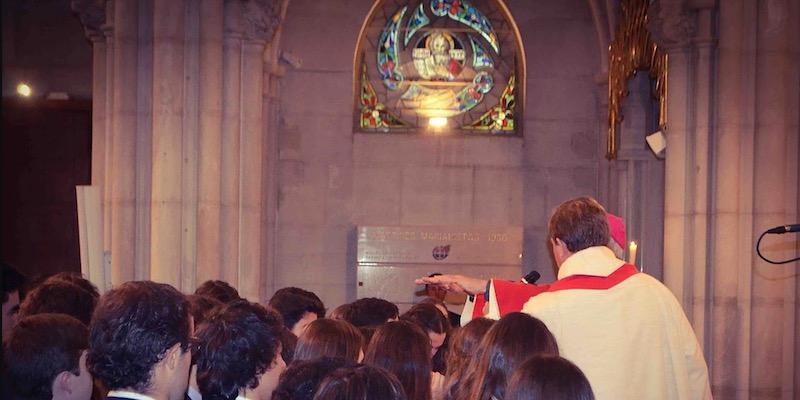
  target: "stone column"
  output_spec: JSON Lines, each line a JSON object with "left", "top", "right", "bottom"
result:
{"left": 649, "top": 0, "right": 716, "bottom": 381}
{"left": 150, "top": 0, "right": 186, "bottom": 286}
{"left": 648, "top": 1, "right": 708, "bottom": 322}
{"left": 220, "top": 0, "right": 243, "bottom": 286}
{"left": 236, "top": 0, "right": 281, "bottom": 301}
{"left": 238, "top": 38, "right": 265, "bottom": 300}
{"left": 180, "top": 1, "right": 200, "bottom": 291}
{"left": 133, "top": 0, "right": 153, "bottom": 281}
{"left": 75, "top": 0, "right": 285, "bottom": 300}
{"left": 102, "top": 2, "right": 115, "bottom": 259}
{"left": 712, "top": 1, "right": 758, "bottom": 396}
{"left": 260, "top": 0, "right": 289, "bottom": 297}
{"left": 750, "top": 0, "right": 798, "bottom": 396}
{"left": 687, "top": 2, "right": 714, "bottom": 350}
{"left": 196, "top": 0, "right": 225, "bottom": 283}
{"left": 109, "top": 0, "right": 139, "bottom": 283}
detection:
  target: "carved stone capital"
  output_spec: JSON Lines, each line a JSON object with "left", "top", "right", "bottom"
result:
{"left": 647, "top": 0, "right": 697, "bottom": 50}
{"left": 238, "top": 0, "right": 282, "bottom": 43}
{"left": 71, "top": 0, "right": 107, "bottom": 41}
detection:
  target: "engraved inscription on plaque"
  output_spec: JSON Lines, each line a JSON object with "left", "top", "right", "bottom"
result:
{"left": 357, "top": 226, "right": 522, "bottom": 265}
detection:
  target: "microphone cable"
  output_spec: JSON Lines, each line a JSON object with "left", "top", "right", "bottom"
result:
{"left": 756, "top": 230, "right": 800, "bottom": 265}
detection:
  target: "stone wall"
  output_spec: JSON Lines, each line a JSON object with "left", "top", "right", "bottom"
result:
{"left": 276, "top": 0, "right": 602, "bottom": 307}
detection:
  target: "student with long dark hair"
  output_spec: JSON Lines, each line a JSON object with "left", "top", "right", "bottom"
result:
{"left": 312, "top": 364, "right": 407, "bottom": 400}
{"left": 443, "top": 318, "right": 495, "bottom": 400}
{"left": 293, "top": 318, "right": 364, "bottom": 363}
{"left": 364, "top": 321, "right": 431, "bottom": 400}
{"left": 505, "top": 356, "right": 594, "bottom": 400}
{"left": 454, "top": 312, "right": 558, "bottom": 400}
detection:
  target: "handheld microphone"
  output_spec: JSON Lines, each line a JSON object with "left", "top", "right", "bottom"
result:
{"left": 765, "top": 224, "right": 800, "bottom": 234}
{"left": 522, "top": 271, "right": 541, "bottom": 284}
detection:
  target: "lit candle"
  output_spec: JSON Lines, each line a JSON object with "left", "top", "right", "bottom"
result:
{"left": 628, "top": 241, "right": 637, "bottom": 265}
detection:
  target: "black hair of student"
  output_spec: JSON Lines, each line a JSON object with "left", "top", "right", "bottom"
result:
{"left": 401, "top": 302, "right": 449, "bottom": 334}
{"left": 195, "top": 300, "right": 284, "bottom": 400}
{"left": 505, "top": 356, "right": 595, "bottom": 400}
{"left": 279, "top": 327, "right": 298, "bottom": 364}
{"left": 358, "top": 326, "right": 376, "bottom": 347}
{"left": 45, "top": 272, "right": 100, "bottom": 300}
{"left": 87, "top": 281, "right": 191, "bottom": 392}
{"left": 271, "top": 357, "right": 355, "bottom": 400}
{"left": 3, "top": 313, "right": 88, "bottom": 400}
{"left": 268, "top": 287, "right": 327, "bottom": 331}
{"left": 341, "top": 297, "right": 399, "bottom": 328}
{"left": 312, "top": 364, "right": 407, "bottom": 400}
{"left": 19, "top": 280, "right": 97, "bottom": 325}
{"left": 2, "top": 261, "right": 27, "bottom": 302}
{"left": 195, "top": 280, "right": 242, "bottom": 304}
{"left": 186, "top": 294, "right": 224, "bottom": 328}
{"left": 401, "top": 302, "right": 450, "bottom": 374}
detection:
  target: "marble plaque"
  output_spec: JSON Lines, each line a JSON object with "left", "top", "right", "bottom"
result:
{"left": 356, "top": 225, "right": 524, "bottom": 311}
{"left": 357, "top": 225, "right": 523, "bottom": 265}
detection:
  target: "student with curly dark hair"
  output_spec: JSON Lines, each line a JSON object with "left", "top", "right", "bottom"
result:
{"left": 194, "top": 300, "right": 286, "bottom": 400}
{"left": 45, "top": 272, "right": 101, "bottom": 300}
{"left": 3, "top": 313, "right": 93, "bottom": 400}
{"left": 186, "top": 294, "right": 224, "bottom": 328}
{"left": 312, "top": 364, "right": 407, "bottom": 400}
{"left": 268, "top": 287, "right": 326, "bottom": 337}
{"left": 87, "top": 281, "right": 192, "bottom": 400}
{"left": 18, "top": 279, "right": 97, "bottom": 326}
{"left": 505, "top": 355, "right": 595, "bottom": 400}
{"left": 293, "top": 319, "right": 364, "bottom": 363}
{"left": 194, "top": 280, "right": 242, "bottom": 304}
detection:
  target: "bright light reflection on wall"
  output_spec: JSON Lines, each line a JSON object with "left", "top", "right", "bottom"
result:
{"left": 429, "top": 117, "right": 447, "bottom": 128}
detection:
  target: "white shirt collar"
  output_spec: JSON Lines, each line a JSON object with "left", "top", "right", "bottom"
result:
{"left": 107, "top": 390, "right": 158, "bottom": 400}
{"left": 557, "top": 246, "right": 625, "bottom": 279}
{"left": 186, "top": 385, "right": 202, "bottom": 400}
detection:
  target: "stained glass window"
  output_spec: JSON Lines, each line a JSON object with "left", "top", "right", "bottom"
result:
{"left": 355, "top": 0, "right": 523, "bottom": 135}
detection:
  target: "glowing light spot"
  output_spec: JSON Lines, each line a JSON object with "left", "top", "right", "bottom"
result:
{"left": 16, "top": 83, "right": 32, "bottom": 97}
{"left": 429, "top": 117, "right": 448, "bottom": 127}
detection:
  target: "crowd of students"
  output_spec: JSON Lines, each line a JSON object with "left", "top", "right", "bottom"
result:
{"left": 2, "top": 265, "right": 591, "bottom": 400}
{"left": 2, "top": 196, "right": 710, "bottom": 400}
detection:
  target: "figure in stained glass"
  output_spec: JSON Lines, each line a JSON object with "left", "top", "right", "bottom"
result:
{"left": 412, "top": 31, "right": 465, "bottom": 80}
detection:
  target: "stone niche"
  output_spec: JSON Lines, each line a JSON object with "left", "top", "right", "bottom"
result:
{"left": 356, "top": 225, "right": 523, "bottom": 312}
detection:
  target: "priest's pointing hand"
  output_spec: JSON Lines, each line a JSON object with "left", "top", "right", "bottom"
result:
{"left": 414, "top": 274, "right": 488, "bottom": 296}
